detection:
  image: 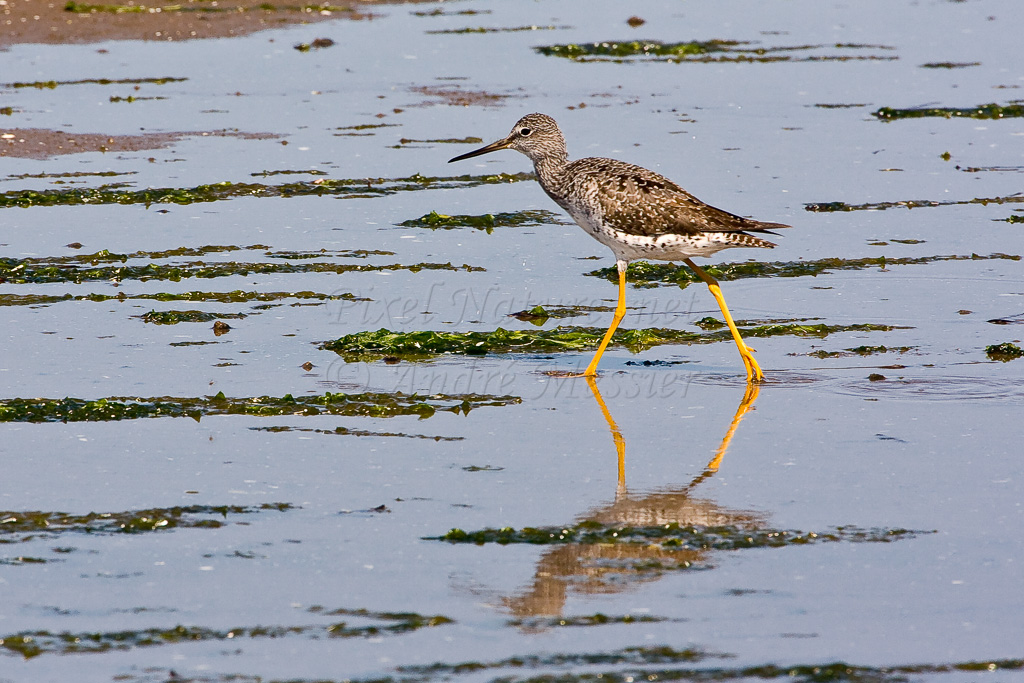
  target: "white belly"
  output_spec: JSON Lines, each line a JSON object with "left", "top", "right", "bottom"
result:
{"left": 567, "top": 206, "right": 732, "bottom": 262}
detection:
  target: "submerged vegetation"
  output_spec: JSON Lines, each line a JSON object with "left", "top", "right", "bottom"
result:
{"left": 535, "top": 39, "right": 895, "bottom": 63}
{"left": 537, "top": 38, "right": 743, "bottom": 60}
{"left": 806, "top": 194, "right": 1024, "bottom": 213}
{"left": 508, "top": 304, "right": 615, "bottom": 323}
{"left": 986, "top": 342, "right": 1024, "bottom": 362}
{"left": 0, "top": 503, "right": 292, "bottom": 541}
{"left": 323, "top": 322, "right": 905, "bottom": 361}
{"left": 0, "top": 172, "right": 533, "bottom": 209}
{"left": 250, "top": 425, "right": 464, "bottom": 441}
{"left": 4, "top": 76, "right": 186, "bottom": 89}
{"left": 874, "top": 102, "right": 1024, "bottom": 120}
{"left": 587, "top": 253, "right": 1020, "bottom": 285}
{"left": 507, "top": 613, "right": 670, "bottom": 629}
{"left": 427, "top": 24, "right": 570, "bottom": 35}
{"left": 0, "top": 606, "right": 451, "bottom": 658}
{"left": 139, "top": 309, "right": 246, "bottom": 324}
{"left": 803, "top": 344, "right": 915, "bottom": 359}
{"left": 0, "top": 289, "right": 361, "bottom": 308}
{"left": 398, "top": 209, "right": 563, "bottom": 231}
{"left": 434, "top": 522, "right": 927, "bottom": 547}
{"left": 390, "top": 651, "right": 1024, "bottom": 683}
{"left": 0, "top": 249, "right": 482, "bottom": 285}
{"left": 920, "top": 61, "right": 980, "bottom": 69}
{"left": 0, "top": 391, "right": 521, "bottom": 423}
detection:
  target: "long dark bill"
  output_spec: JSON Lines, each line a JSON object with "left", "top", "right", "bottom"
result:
{"left": 448, "top": 137, "right": 512, "bottom": 163}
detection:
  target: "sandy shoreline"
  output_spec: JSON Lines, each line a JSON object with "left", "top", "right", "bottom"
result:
{"left": 0, "top": 0, "right": 385, "bottom": 48}
{"left": 0, "top": 0, "right": 412, "bottom": 159}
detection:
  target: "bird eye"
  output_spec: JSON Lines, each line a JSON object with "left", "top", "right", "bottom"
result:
{"left": 519, "top": 127, "right": 532, "bottom": 136}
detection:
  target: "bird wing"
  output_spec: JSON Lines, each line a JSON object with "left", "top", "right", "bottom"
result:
{"left": 567, "top": 157, "right": 788, "bottom": 237}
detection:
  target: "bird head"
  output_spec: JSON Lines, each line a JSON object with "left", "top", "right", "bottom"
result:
{"left": 449, "top": 113, "right": 565, "bottom": 164}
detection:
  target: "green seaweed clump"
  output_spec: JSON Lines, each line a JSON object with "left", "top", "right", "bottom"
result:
{"left": 0, "top": 503, "right": 292, "bottom": 542}
{"left": 376, "top": 645, "right": 1024, "bottom": 682}
{"left": 0, "top": 251, "right": 481, "bottom": 285}
{"left": 0, "top": 391, "right": 520, "bottom": 424}
{"left": 108, "top": 95, "right": 165, "bottom": 103}
{"left": 920, "top": 61, "right": 980, "bottom": 69}
{"left": 693, "top": 316, "right": 726, "bottom": 330}
{"left": 427, "top": 24, "right": 568, "bottom": 35}
{"left": 508, "top": 304, "right": 613, "bottom": 324}
{"left": 399, "top": 209, "right": 560, "bottom": 231}
{"left": 251, "top": 424, "right": 463, "bottom": 441}
{"left": 0, "top": 172, "right": 533, "bottom": 210}
{"left": 311, "top": 607, "right": 454, "bottom": 636}
{"left": 5, "top": 76, "right": 186, "bottom": 89}
{"left": 510, "top": 305, "right": 553, "bottom": 323}
{"left": 324, "top": 323, "right": 904, "bottom": 361}
{"left": 873, "top": 102, "right": 1024, "bottom": 121}
{"left": 0, "top": 397, "right": 188, "bottom": 422}
{"left": 806, "top": 194, "right": 1024, "bottom": 213}
{"left": 324, "top": 326, "right": 705, "bottom": 360}
{"left": 536, "top": 39, "right": 742, "bottom": 61}
{"left": 0, "top": 289, "right": 359, "bottom": 308}
{"left": 140, "top": 310, "right": 246, "bottom": 325}
{"left": 294, "top": 38, "right": 335, "bottom": 52}
{"left": 806, "top": 345, "right": 914, "bottom": 359}
{"left": 986, "top": 342, "right": 1024, "bottom": 362}
{"left": 589, "top": 253, "right": 1021, "bottom": 285}
{"left": 433, "top": 522, "right": 927, "bottom": 548}
{"left": 323, "top": 326, "right": 610, "bottom": 359}
{"left": 0, "top": 606, "right": 450, "bottom": 658}
{"left": 535, "top": 40, "right": 894, "bottom": 64}
{"left": 508, "top": 613, "right": 668, "bottom": 629}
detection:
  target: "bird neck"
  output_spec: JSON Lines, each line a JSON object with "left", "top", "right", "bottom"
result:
{"left": 532, "top": 149, "right": 569, "bottom": 196}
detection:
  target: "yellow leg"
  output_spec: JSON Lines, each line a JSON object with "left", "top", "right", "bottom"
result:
{"left": 585, "top": 371, "right": 760, "bottom": 499}
{"left": 584, "top": 376, "right": 626, "bottom": 496}
{"left": 683, "top": 258, "right": 764, "bottom": 383}
{"left": 578, "top": 259, "right": 628, "bottom": 377}
{"left": 704, "top": 382, "right": 760, "bottom": 473}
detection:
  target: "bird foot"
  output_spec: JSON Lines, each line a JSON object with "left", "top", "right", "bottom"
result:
{"left": 739, "top": 347, "right": 765, "bottom": 383}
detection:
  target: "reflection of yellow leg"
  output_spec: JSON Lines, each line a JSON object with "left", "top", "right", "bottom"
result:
{"left": 581, "top": 259, "right": 628, "bottom": 377}
{"left": 703, "top": 382, "right": 760, "bottom": 473}
{"left": 683, "top": 258, "right": 764, "bottom": 383}
{"left": 585, "top": 374, "right": 761, "bottom": 495}
{"left": 584, "top": 375, "right": 626, "bottom": 495}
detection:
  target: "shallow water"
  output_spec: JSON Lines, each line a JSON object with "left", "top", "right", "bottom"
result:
{"left": 1, "top": 1, "right": 1023, "bottom": 681}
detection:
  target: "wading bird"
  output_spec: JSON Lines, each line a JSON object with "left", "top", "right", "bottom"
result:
{"left": 449, "top": 113, "right": 788, "bottom": 382}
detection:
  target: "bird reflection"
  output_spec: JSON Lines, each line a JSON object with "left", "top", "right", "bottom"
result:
{"left": 502, "top": 377, "right": 765, "bottom": 619}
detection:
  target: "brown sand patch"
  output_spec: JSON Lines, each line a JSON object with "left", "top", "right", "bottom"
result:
{"left": 0, "top": 0, "right": 398, "bottom": 48}
{"left": 0, "top": 127, "right": 280, "bottom": 159}
{"left": 409, "top": 85, "right": 516, "bottom": 108}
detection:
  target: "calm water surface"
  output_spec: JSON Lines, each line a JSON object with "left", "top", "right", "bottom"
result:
{"left": 1, "top": 1, "right": 1022, "bottom": 681}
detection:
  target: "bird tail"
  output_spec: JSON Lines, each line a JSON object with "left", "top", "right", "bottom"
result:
{"left": 728, "top": 232, "right": 778, "bottom": 249}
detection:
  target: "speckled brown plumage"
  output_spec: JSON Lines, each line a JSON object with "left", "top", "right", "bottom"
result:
{"left": 559, "top": 157, "right": 785, "bottom": 239}
{"left": 449, "top": 113, "right": 788, "bottom": 264}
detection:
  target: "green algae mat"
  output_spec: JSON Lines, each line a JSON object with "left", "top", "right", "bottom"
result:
{"left": 323, "top": 322, "right": 907, "bottom": 361}
{"left": 0, "top": 391, "right": 521, "bottom": 423}
{"left": 0, "top": 172, "right": 533, "bottom": 208}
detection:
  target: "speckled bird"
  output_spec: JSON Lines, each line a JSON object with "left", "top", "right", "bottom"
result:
{"left": 449, "top": 113, "right": 789, "bottom": 382}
